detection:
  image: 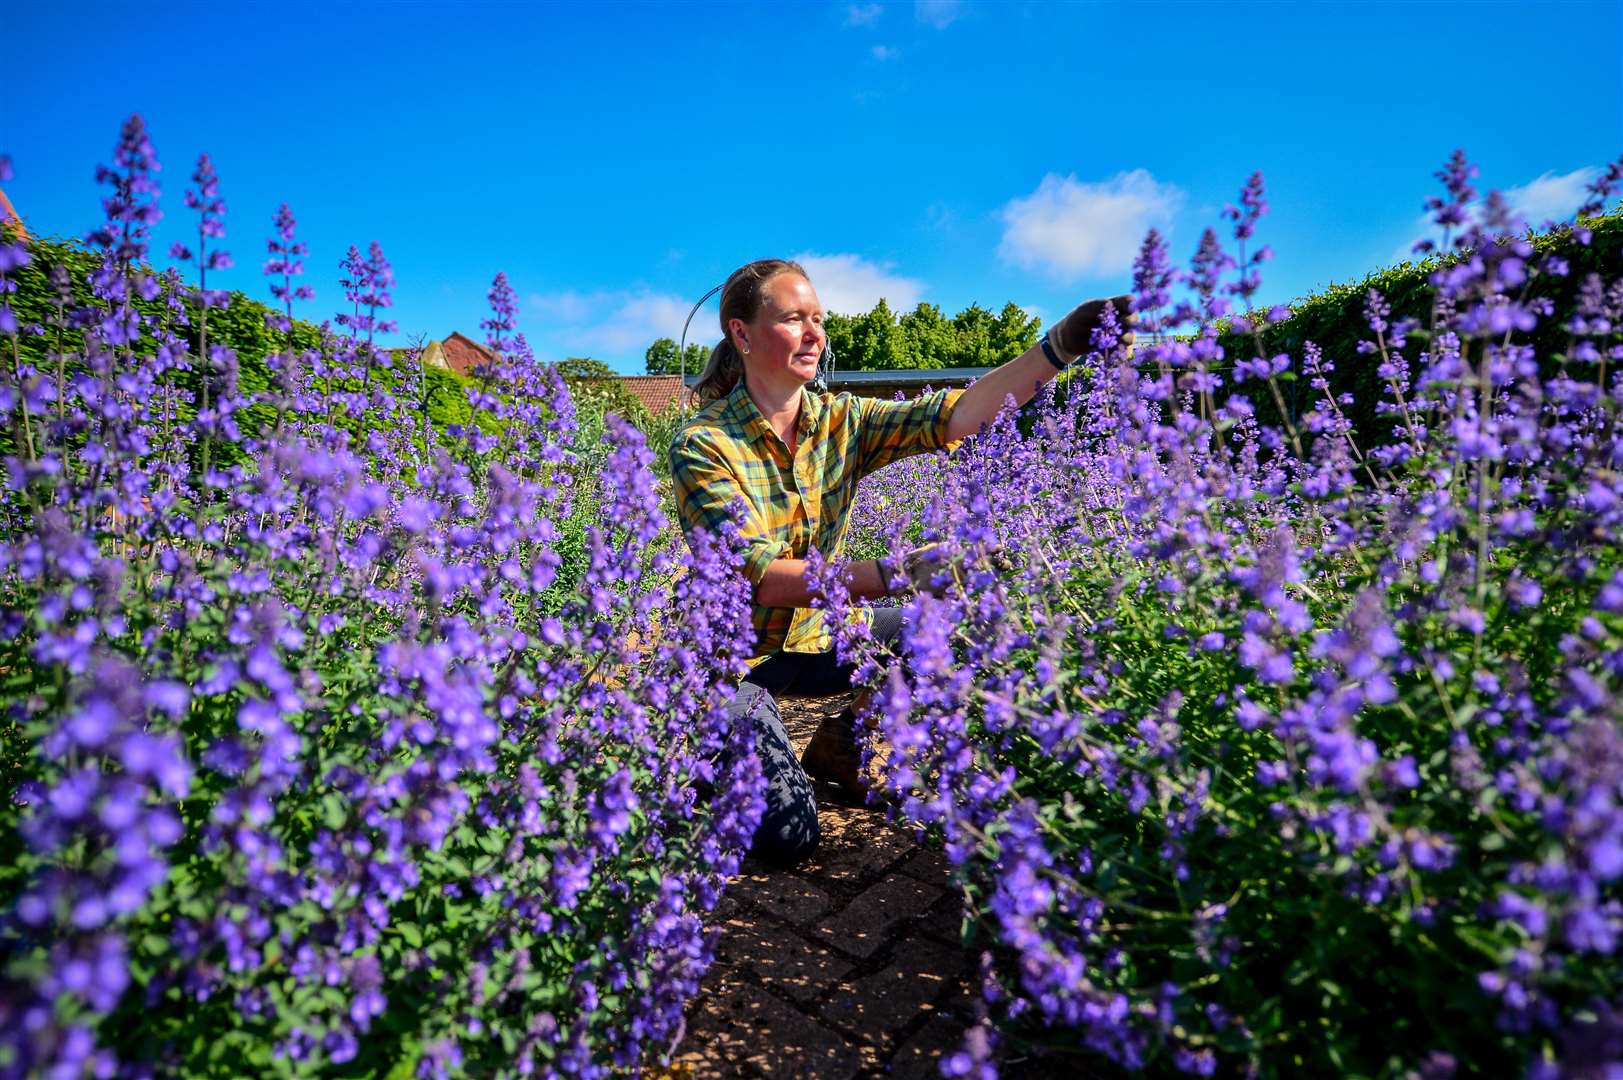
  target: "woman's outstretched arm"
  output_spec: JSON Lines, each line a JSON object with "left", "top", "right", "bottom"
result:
{"left": 945, "top": 342, "right": 1060, "bottom": 442}
{"left": 945, "top": 295, "right": 1132, "bottom": 443}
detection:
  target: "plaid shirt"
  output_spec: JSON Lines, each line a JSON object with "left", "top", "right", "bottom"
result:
{"left": 669, "top": 380, "right": 963, "bottom": 658}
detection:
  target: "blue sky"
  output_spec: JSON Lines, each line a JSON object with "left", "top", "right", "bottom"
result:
{"left": 6, "top": 1, "right": 1620, "bottom": 373}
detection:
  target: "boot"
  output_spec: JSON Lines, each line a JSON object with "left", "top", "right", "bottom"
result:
{"left": 800, "top": 710, "right": 872, "bottom": 800}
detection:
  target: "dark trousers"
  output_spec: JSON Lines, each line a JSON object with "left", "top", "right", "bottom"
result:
{"left": 734, "top": 607, "right": 903, "bottom": 864}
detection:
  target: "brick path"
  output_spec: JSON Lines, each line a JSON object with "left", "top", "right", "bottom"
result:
{"left": 669, "top": 693, "right": 1081, "bottom": 1079}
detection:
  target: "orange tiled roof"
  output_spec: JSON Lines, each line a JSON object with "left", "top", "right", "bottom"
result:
{"left": 393, "top": 335, "right": 697, "bottom": 419}
{"left": 617, "top": 375, "right": 697, "bottom": 416}
{"left": 439, "top": 331, "right": 495, "bottom": 378}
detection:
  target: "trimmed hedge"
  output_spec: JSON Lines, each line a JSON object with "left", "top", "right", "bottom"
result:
{"left": 1211, "top": 213, "right": 1623, "bottom": 441}
{"left": 4, "top": 232, "right": 479, "bottom": 454}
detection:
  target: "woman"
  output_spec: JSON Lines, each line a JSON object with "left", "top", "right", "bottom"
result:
{"left": 669, "top": 258, "right": 1129, "bottom": 863}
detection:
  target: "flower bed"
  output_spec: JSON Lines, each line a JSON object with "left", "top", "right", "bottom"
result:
{"left": 0, "top": 117, "right": 763, "bottom": 1078}
{"left": 814, "top": 160, "right": 1623, "bottom": 1076}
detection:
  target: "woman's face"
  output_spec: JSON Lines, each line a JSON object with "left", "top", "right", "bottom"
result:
{"left": 732, "top": 273, "right": 826, "bottom": 388}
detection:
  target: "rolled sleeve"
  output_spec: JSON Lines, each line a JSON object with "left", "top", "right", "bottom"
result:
{"left": 669, "top": 433, "right": 790, "bottom": 586}
{"left": 740, "top": 533, "right": 791, "bottom": 586}
{"left": 853, "top": 387, "right": 964, "bottom": 478}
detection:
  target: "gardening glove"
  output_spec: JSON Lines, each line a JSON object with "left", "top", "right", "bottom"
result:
{"left": 900, "top": 543, "right": 949, "bottom": 596}
{"left": 896, "top": 542, "right": 1010, "bottom": 598}
{"left": 1045, "top": 295, "right": 1136, "bottom": 366}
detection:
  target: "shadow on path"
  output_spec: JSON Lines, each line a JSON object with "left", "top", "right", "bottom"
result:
{"left": 669, "top": 693, "right": 1087, "bottom": 1079}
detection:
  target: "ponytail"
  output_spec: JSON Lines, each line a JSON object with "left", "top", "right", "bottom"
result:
{"left": 692, "top": 258, "right": 810, "bottom": 404}
{"left": 694, "top": 338, "right": 745, "bottom": 403}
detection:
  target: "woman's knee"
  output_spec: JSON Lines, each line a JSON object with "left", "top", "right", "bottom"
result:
{"left": 732, "top": 683, "right": 823, "bottom": 863}
{"left": 753, "top": 795, "right": 821, "bottom": 864}
{"left": 870, "top": 604, "right": 904, "bottom": 644}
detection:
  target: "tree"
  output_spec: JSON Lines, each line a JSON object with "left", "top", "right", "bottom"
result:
{"left": 554, "top": 356, "right": 620, "bottom": 380}
{"left": 645, "top": 337, "right": 679, "bottom": 374}
{"left": 950, "top": 303, "right": 997, "bottom": 367}
{"left": 683, "top": 297, "right": 1040, "bottom": 373}
{"left": 900, "top": 302, "right": 955, "bottom": 368}
{"left": 645, "top": 338, "right": 732, "bottom": 376}
{"left": 824, "top": 311, "right": 857, "bottom": 370}
{"left": 991, "top": 302, "right": 1042, "bottom": 361}
{"left": 682, "top": 342, "right": 709, "bottom": 374}
{"left": 553, "top": 357, "right": 651, "bottom": 427}
{"left": 849, "top": 298, "right": 908, "bottom": 370}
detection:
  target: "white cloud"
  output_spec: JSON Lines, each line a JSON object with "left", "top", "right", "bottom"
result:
{"left": 997, "top": 169, "right": 1185, "bottom": 280}
{"left": 525, "top": 289, "right": 599, "bottom": 324}
{"left": 915, "top": 0, "right": 964, "bottom": 29}
{"left": 602, "top": 293, "right": 719, "bottom": 353}
{"left": 790, "top": 252, "right": 926, "bottom": 314}
{"left": 524, "top": 289, "right": 718, "bottom": 363}
{"left": 845, "top": 2, "right": 882, "bottom": 26}
{"left": 1503, "top": 166, "right": 1602, "bottom": 225}
{"left": 1392, "top": 164, "right": 1604, "bottom": 264}
{"left": 871, "top": 44, "right": 900, "bottom": 61}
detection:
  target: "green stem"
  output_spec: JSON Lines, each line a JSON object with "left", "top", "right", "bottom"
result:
{"left": 10, "top": 333, "right": 36, "bottom": 463}
{"left": 197, "top": 225, "right": 212, "bottom": 487}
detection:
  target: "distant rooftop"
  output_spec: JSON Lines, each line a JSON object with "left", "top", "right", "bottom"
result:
{"left": 438, "top": 332, "right": 494, "bottom": 378}
{"left": 616, "top": 374, "right": 698, "bottom": 416}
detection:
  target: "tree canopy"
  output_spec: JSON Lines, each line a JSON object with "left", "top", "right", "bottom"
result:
{"left": 554, "top": 357, "right": 650, "bottom": 426}
{"left": 644, "top": 338, "right": 710, "bottom": 375}
{"left": 646, "top": 299, "right": 1041, "bottom": 373}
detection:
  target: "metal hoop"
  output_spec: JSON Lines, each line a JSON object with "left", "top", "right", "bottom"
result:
{"left": 678, "top": 283, "right": 724, "bottom": 395}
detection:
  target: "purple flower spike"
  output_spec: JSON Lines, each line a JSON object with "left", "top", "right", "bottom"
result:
{"left": 85, "top": 114, "right": 162, "bottom": 265}
{"left": 6, "top": 133, "right": 1619, "bottom": 1080}
{"left": 482, "top": 271, "right": 518, "bottom": 356}
{"left": 265, "top": 203, "right": 314, "bottom": 331}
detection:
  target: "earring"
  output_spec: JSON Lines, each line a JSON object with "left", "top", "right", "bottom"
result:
{"left": 741, "top": 345, "right": 750, "bottom": 355}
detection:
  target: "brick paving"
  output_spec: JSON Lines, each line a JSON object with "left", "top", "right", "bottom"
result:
{"left": 667, "top": 693, "right": 1088, "bottom": 1079}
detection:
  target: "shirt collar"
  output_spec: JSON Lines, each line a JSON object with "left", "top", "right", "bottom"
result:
{"left": 724, "top": 380, "right": 773, "bottom": 445}
{"left": 797, "top": 386, "right": 822, "bottom": 436}
{"left": 725, "top": 381, "right": 821, "bottom": 446}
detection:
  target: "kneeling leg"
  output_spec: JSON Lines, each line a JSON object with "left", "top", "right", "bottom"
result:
{"left": 733, "top": 683, "right": 820, "bottom": 864}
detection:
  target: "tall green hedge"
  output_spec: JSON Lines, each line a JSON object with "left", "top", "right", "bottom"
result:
{"left": 4, "top": 232, "right": 479, "bottom": 454}
{"left": 1211, "top": 213, "right": 1623, "bottom": 442}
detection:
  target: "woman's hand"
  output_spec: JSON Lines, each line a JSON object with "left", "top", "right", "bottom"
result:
{"left": 1047, "top": 294, "right": 1136, "bottom": 364}
{"left": 945, "top": 294, "right": 1136, "bottom": 442}
{"left": 898, "top": 542, "right": 1011, "bottom": 598}
{"left": 901, "top": 543, "right": 950, "bottom": 595}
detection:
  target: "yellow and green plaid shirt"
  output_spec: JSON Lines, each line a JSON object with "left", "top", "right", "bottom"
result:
{"left": 669, "top": 380, "right": 963, "bottom": 658}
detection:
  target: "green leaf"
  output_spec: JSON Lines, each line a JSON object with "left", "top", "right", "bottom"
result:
{"left": 321, "top": 791, "right": 347, "bottom": 830}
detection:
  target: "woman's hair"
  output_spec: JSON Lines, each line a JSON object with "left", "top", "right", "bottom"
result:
{"left": 692, "top": 258, "right": 809, "bottom": 403}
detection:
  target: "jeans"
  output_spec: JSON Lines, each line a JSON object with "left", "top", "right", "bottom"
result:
{"left": 732, "top": 607, "right": 903, "bottom": 864}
